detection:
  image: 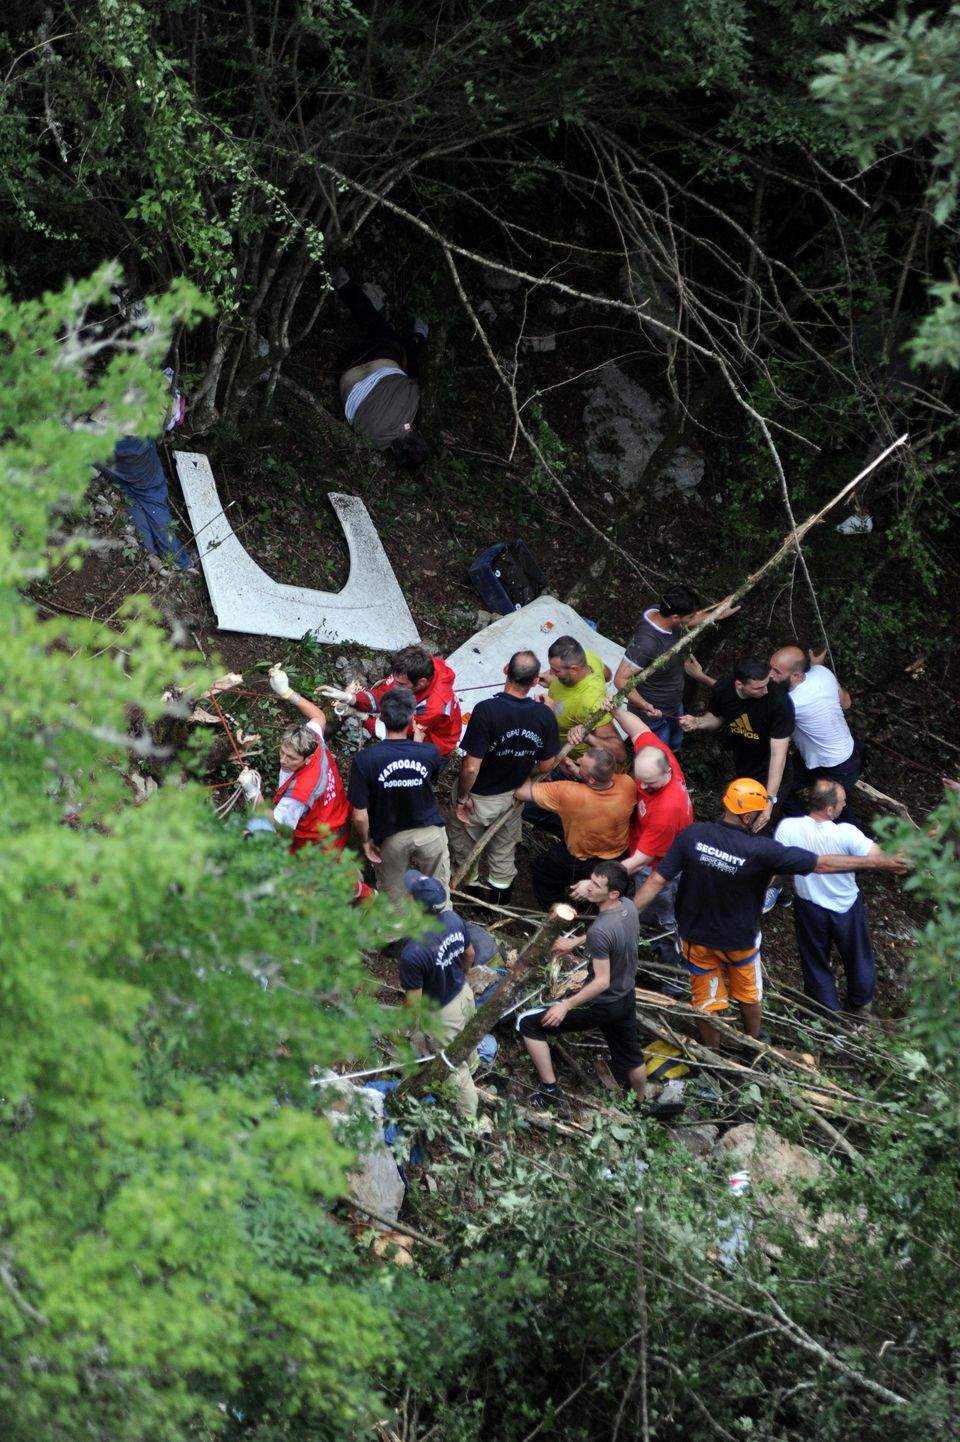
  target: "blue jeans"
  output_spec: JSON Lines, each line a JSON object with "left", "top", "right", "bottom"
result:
{"left": 119, "top": 478, "right": 191, "bottom": 569}
{"left": 793, "top": 892, "right": 875, "bottom": 1011}
{"left": 646, "top": 713, "right": 684, "bottom": 751}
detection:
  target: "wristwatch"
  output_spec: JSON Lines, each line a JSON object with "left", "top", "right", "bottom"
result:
{"left": 768, "top": 794, "right": 778, "bottom": 805}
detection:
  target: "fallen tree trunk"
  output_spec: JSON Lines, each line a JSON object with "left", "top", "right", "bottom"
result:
{"left": 389, "top": 903, "right": 576, "bottom": 1110}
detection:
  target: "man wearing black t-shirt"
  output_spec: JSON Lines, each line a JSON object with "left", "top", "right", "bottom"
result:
{"left": 450, "top": 650, "right": 560, "bottom": 901}
{"left": 632, "top": 777, "right": 909, "bottom": 1049}
{"left": 398, "top": 871, "right": 479, "bottom": 1117}
{"left": 680, "top": 656, "right": 794, "bottom": 828}
{"left": 348, "top": 687, "right": 448, "bottom": 906}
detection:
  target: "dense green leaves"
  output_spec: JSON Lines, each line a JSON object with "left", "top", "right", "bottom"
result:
{"left": 0, "top": 269, "right": 401, "bottom": 1439}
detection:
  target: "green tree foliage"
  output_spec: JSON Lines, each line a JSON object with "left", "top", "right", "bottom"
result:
{"left": 0, "top": 267, "right": 404, "bottom": 1439}
{"left": 814, "top": 5, "right": 960, "bottom": 368}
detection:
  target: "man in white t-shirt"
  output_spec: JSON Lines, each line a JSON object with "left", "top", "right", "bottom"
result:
{"left": 768, "top": 645, "right": 860, "bottom": 821}
{"left": 774, "top": 779, "right": 880, "bottom": 1016}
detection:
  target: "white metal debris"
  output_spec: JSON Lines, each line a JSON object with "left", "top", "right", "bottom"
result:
{"left": 173, "top": 451, "right": 419, "bottom": 649}
{"left": 445, "top": 595, "right": 624, "bottom": 725}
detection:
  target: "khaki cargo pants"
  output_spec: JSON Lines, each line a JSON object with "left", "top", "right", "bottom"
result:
{"left": 414, "top": 981, "right": 479, "bottom": 1118}
{"left": 377, "top": 824, "right": 450, "bottom": 907}
{"left": 448, "top": 789, "right": 521, "bottom": 886}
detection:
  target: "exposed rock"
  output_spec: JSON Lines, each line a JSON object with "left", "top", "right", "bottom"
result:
{"left": 672, "top": 1123, "right": 719, "bottom": 1160}
{"left": 361, "top": 281, "right": 386, "bottom": 313}
{"left": 485, "top": 267, "right": 523, "bottom": 292}
{"left": 318, "top": 1077, "right": 406, "bottom": 1225}
{"left": 522, "top": 333, "right": 556, "bottom": 353}
{"left": 583, "top": 363, "right": 704, "bottom": 496}
{"left": 717, "top": 1123, "right": 821, "bottom": 1208}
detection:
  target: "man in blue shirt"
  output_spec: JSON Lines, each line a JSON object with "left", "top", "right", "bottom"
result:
{"left": 399, "top": 870, "right": 479, "bottom": 1117}
{"left": 348, "top": 687, "right": 448, "bottom": 906}
{"left": 450, "top": 650, "right": 560, "bottom": 901}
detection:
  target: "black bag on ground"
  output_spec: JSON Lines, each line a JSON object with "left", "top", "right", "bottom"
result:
{"left": 469, "top": 539, "right": 547, "bottom": 614}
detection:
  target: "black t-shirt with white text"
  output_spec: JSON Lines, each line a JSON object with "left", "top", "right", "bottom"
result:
{"left": 462, "top": 693, "right": 560, "bottom": 795}
{"left": 657, "top": 819, "right": 816, "bottom": 950}
{"left": 709, "top": 676, "right": 795, "bottom": 783}
{"left": 398, "top": 910, "right": 469, "bottom": 1005}
{"left": 347, "top": 738, "right": 443, "bottom": 844}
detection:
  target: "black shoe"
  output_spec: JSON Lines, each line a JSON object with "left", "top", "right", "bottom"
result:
{"left": 488, "top": 882, "right": 514, "bottom": 905}
{"left": 463, "top": 880, "right": 493, "bottom": 902}
{"left": 529, "top": 1085, "right": 567, "bottom": 1113}
{"left": 640, "top": 1100, "right": 686, "bottom": 1122}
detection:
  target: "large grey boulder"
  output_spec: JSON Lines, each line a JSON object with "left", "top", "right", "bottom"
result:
{"left": 583, "top": 363, "right": 704, "bottom": 496}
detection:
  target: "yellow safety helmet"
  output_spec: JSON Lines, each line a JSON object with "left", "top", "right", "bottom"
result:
{"left": 723, "top": 777, "right": 769, "bottom": 814}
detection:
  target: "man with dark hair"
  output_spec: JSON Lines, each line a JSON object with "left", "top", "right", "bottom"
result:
{"left": 517, "top": 860, "right": 647, "bottom": 1109}
{"left": 333, "top": 269, "right": 430, "bottom": 468}
{"left": 349, "top": 644, "right": 462, "bottom": 757}
{"left": 347, "top": 686, "right": 449, "bottom": 905}
{"left": 514, "top": 748, "right": 637, "bottom": 908}
{"left": 614, "top": 584, "right": 725, "bottom": 749}
{"left": 632, "top": 777, "right": 908, "bottom": 1049}
{"left": 679, "top": 655, "right": 795, "bottom": 828}
{"left": 399, "top": 871, "right": 479, "bottom": 1117}
{"left": 450, "top": 650, "right": 560, "bottom": 902}
{"left": 767, "top": 644, "right": 859, "bottom": 822}
{"left": 542, "top": 635, "right": 624, "bottom": 763}
{"left": 774, "top": 781, "right": 881, "bottom": 1017}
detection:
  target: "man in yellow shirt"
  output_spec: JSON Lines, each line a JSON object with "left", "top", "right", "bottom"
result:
{"left": 523, "top": 634, "right": 627, "bottom": 838}
{"left": 542, "top": 636, "right": 625, "bottom": 762}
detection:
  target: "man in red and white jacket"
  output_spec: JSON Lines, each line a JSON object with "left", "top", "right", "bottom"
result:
{"left": 239, "top": 667, "right": 373, "bottom": 901}
{"left": 347, "top": 645, "right": 461, "bottom": 757}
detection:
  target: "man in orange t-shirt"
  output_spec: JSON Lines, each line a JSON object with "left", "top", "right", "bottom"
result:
{"left": 514, "top": 748, "right": 636, "bottom": 908}
{"left": 569, "top": 708, "right": 693, "bottom": 987}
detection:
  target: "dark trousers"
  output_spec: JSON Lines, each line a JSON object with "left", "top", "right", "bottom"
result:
{"left": 522, "top": 764, "right": 570, "bottom": 839}
{"left": 518, "top": 993, "right": 644, "bottom": 1090}
{"left": 336, "top": 279, "right": 422, "bottom": 378}
{"left": 792, "top": 892, "right": 876, "bottom": 1012}
{"left": 119, "top": 477, "right": 190, "bottom": 570}
{"left": 783, "top": 743, "right": 862, "bottom": 824}
{"left": 531, "top": 842, "right": 629, "bottom": 910}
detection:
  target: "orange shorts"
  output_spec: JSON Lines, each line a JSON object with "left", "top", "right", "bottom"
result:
{"left": 681, "top": 938, "right": 763, "bottom": 1013}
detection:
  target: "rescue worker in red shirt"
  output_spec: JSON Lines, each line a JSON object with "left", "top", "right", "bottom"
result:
{"left": 342, "top": 645, "right": 462, "bottom": 757}
{"left": 239, "top": 666, "right": 372, "bottom": 899}
{"left": 568, "top": 705, "right": 693, "bottom": 990}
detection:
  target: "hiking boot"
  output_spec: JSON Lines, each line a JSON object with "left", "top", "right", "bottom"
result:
{"left": 462, "top": 879, "right": 492, "bottom": 902}
{"left": 488, "top": 881, "right": 514, "bottom": 906}
{"left": 843, "top": 1003, "right": 875, "bottom": 1024}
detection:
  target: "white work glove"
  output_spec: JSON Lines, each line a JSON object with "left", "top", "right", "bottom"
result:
{"left": 269, "top": 664, "right": 294, "bottom": 699}
{"left": 237, "top": 766, "right": 263, "bottom": 803}
{"left": 316, "top": 685, "right": 359, "bottom": 705}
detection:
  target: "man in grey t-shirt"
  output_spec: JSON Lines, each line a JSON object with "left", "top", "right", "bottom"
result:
{"left": 613, "top": 583, "right": 709, "bottom": 751}
{"left": 517, "top": 861, "right": 647, "bottom": 1106}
